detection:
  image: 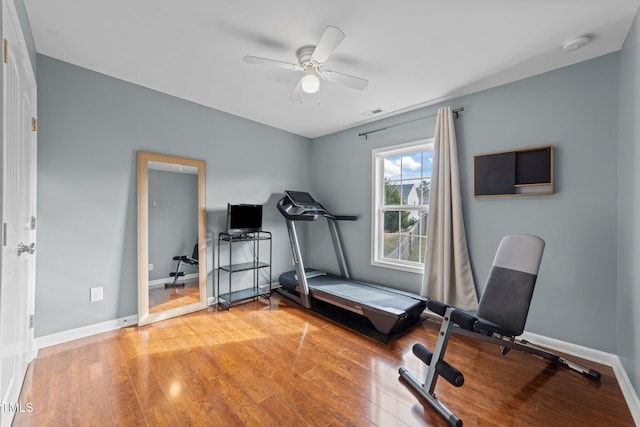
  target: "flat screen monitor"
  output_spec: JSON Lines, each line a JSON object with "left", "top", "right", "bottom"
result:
{"left": 226, "top": 204, "right": 262, "bottom": 235}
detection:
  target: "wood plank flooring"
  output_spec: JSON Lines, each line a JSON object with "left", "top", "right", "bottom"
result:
{"left": 13, "top": 294, "right": 634, "bottom": 426}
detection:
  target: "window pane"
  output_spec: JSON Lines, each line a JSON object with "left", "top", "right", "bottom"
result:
{"left": 414, "top": 211, "right": 428, "bottom": 263}
{"left": 404, "top": 210, "right": 419, "bottom": 261}
{"left": 417, "top": 209, "right": 428, "bottom": 237}
{"left": 383, "top": 210, "right": 400, "bottom": 260}
{"left": 396, "top": 234, "right": 427, "bottom": 263}
{"left": 383, "top": 155, "right": 401, "bottom": 181}
{"left": 383, "top": 232, "right": 400, "bottom": 259}
{"left": 422, "top": 150, "right": 433, "bottom": 177}
{"left": 403, "top": 179, "right": 421, "bottom": 206}
{"left": 401, "top": 152, "right": 423, "bottom": 181}
{"left": 416, "top": 179, "right": 431, "bottom": 205}
{"left": 382, "top": 209, "right": 426, "bottom": 262}
{"left": 383, "top": 210, "right": 400, "bottom": 233}
{"left": 384, "top": 180, "right": 402, "bottom": 206}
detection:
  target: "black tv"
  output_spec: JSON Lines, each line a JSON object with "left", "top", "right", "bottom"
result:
{"left": 226, "top": 203, "right": 263, "bottom": 235}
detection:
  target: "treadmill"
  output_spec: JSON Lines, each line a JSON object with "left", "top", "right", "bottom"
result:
{"left": 276, "top": 191, "right": 427, "bottom": 335}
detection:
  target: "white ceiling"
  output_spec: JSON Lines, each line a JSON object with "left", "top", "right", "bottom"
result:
{"left": 24, "top": 0, "right": 640, "bottom": 139}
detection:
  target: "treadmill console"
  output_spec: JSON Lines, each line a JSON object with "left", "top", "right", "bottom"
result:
{"left": 278, "top": 190, "right": 357, "bottom": 222}
{"left": 281, "top": 191, "right": 328, "bottom": 218}
{"left": 285, "top": 191, "right": 321, "bottom": 210}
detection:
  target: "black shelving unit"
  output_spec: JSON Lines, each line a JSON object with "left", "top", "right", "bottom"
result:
{"left": 217, "top": 231, "right": 272, "bottom": 309}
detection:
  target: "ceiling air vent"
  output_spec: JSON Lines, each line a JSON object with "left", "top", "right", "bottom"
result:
{"left": 361, "top": 107, "right": 384, "bottom": 118}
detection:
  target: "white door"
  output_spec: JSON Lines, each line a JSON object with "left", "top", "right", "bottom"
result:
{"left": 1, "top": 1, "right": 37, "bottom": 425}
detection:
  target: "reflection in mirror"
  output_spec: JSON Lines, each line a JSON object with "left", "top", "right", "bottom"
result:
{"left": 148, "top": 165, "right": 199, "bottom": 313}
{"left": 138, "top": 152, "right": 207, "bottom": 326}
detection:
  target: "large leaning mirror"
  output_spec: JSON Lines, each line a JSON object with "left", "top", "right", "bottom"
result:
{"left": 138, "top": 151, "right": 207, "bottom": 326}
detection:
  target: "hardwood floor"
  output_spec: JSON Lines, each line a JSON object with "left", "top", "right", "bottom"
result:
{"left": 13, "top": 294, "right": 634, "bottom": 426}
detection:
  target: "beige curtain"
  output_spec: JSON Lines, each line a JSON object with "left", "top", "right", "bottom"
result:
{"left": 422, "top": 106, "right": 478, "bottom": 310}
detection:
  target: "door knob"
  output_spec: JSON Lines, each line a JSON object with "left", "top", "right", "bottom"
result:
{"left": 17, "top": 242, "right": 36, "bottom": 256}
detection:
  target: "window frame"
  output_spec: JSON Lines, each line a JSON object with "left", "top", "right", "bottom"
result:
{"left": 371, "top": 138, "right": 434, "bottom": 273}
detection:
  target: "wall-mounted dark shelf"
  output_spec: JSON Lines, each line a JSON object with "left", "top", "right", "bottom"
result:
{"left": 473, "top": 145, "right": 554, "bottom": 197}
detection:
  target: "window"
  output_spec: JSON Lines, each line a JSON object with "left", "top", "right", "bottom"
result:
{"left": 372, "top": 139, "right": 433, "bottom": 272}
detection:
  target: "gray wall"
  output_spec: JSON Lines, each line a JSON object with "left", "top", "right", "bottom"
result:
{"left": 35, "top": 55, "right": 310, "bottom": 336}
{"left": 148, "top": 169, "right": 198, "bottom": 282}
{"left": 618, "top": 9, "right": 640, "bottom": 394}
{"left": 310, "top": 53, "right": 620, "bottom": 353}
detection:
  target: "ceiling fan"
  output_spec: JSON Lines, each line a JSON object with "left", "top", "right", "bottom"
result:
{"left": 243, "top": 26, "right": 368, "bottom": 101}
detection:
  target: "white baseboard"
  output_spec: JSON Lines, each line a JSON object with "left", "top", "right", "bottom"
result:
{"left": 34, "top": 314, "right": 138, "bottom": 351}
{"left": 521, "top": 331, "right": 640, "bottom": 424}
{"left": 612, "top": 356, "right": 640, "bottom": 425}
{"left": 520, "top": 331, "right": 617, "bottom": 365}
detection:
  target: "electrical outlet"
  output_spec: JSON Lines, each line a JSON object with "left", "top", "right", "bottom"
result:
{"left": 148, "top": 263, "right": 154, "bottom": 271}
{"left": 90, "top": 286, "right": 103, "bottom": 302}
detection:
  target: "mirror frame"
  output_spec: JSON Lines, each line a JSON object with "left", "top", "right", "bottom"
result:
{"left": 137, "top": 151, "right": 207, "bottom": 326}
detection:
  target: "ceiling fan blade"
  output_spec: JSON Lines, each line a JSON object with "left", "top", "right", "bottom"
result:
{"left": 243, "top": 55, "right": 301, "bottom": 71}
{"left": 311, "top": 26, "right": 345, "bottom": 64}
{"left": 290, "top": 79, "right": 303, "bottom": 102}
{"left": 321, "top": 70, "right": 368, "bottom": 91}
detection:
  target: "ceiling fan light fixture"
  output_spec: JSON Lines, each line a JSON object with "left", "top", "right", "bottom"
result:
{"left": 301, "top": 73, "right": 320, "bottom": 94}
{"left": 243, "top": 26, "right": 367, "bottom": 99}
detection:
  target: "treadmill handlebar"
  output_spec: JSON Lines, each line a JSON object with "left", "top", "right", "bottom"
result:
{"left": 333, "top": 215, "right": 358, "bottom": 221}
{"left": 277, "top": 196, "right": 358, "bottom": 222}
{"left": 277, "top": 198, "right": 317, "bottom": 221}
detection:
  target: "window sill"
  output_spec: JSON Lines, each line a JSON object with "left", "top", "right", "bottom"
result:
{"left": 372, "top": 259, "right": 425, "bottom": 274}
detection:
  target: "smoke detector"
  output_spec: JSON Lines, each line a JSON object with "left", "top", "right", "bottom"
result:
{"left": 562, "top": 35, "right": 591, "bottom": 52}
{"left": 361, "top": 107, "right": 384, "bottom": 118}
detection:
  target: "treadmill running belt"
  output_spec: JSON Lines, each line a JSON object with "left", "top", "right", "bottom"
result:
{"left": 320, "top": 284, "right": 392, "bottom": 302}
{"left": 309, "top": 276, "right": 420, "bottom": 310}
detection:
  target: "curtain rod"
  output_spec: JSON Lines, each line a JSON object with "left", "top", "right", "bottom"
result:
{"left": 358, "top": 107, "right": 464, "bottom": 140}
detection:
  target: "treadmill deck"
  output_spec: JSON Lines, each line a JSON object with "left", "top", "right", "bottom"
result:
{"left": 279, "top": 270, "right": 427, "bottom": 334}
{"left": 309, "top": 277, "right": 417, "bottom": 314}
